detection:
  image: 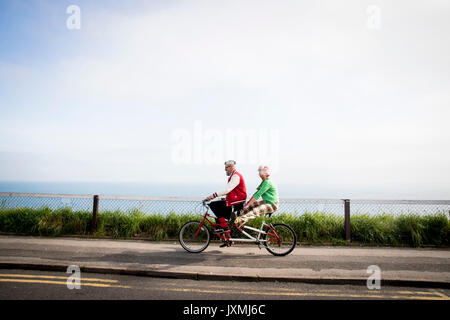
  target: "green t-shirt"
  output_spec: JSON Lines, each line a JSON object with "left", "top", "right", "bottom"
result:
{"left": 253, "top": 178, "right": 278, "bottom": 205}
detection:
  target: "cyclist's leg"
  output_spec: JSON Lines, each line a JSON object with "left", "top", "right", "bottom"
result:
{"left": 234, "top": 202, "right": 244, "bottom": 213}
{"left": 235, "top": 200, "right": 265, "bottom": 225}
{"left": 218, "top": 205, "right": 232, "bottom": 228}
{"left": 231, "top": 202, "right": 244, "bottom": 218}
{"left": 238, "top": 201, "right": 277, "bottom": 227}
{"left": 211, "top": 200, "right": 233, "bottom": 229}
{"left": 240, "top": 200, "right": 264, "bottom": 216}
{"left": 228, "top": 203, "right": 244, "bottom": 228}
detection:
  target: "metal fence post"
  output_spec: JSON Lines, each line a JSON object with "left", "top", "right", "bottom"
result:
{"left": 344, "top": 199, "right": 351, "bottom": 242}
{"left": 91, "top": 195, "right": 99, "bottom": 232}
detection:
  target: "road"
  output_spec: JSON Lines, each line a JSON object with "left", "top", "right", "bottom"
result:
{"left": 0, "top": 235, "right": 449, "bottom": 287}
{"left": 0, "top": 269, "right": 449, "bottom": 300}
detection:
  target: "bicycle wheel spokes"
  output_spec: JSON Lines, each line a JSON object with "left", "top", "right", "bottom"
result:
{"left": 264, "top": 223, "right": 296, "bottom": 256}
{"left": 179, "top": 221, "right": 210, "bottom": 253}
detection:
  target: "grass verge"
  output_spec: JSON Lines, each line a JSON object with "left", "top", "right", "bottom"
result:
{"left": 0, "top": 207, "right": 448, "bottom": 247}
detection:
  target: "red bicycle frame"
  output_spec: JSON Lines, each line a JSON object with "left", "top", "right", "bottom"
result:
{"left": 195, "top": 211, "right": 231, "bottom": 241}
{"left": 195, "top": 207, "right": 282, "bottom": 243}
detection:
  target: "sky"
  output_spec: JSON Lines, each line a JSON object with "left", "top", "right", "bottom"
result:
{"left": 0, "top": 0, "right": 449, "bottom": 199}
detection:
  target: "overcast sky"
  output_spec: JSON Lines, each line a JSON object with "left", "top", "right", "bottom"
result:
{"left": 0, "top": 0, "right": 449, "bottom": 199}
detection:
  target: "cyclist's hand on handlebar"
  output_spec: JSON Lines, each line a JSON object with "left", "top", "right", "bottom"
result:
{"left": 205, "top": 195, "right": 214, "bottom": 202}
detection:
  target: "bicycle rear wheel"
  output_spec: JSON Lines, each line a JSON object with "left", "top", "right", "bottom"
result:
{"left": 264, "top": 223, "right": 296, "bottom": 256}
{"left": 179, "top": 220, "right": 211, "bottom": 253}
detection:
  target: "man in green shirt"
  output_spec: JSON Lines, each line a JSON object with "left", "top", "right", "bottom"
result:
{"left": 236, "top": 165, "right": 279, "bottom": 228}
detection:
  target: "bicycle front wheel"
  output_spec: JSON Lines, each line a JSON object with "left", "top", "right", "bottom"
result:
{"left": 179, "top": 220, "right": 211, "bottom": 253}
{"left": 264, "top": 223, "right": 297, "bottom": 256}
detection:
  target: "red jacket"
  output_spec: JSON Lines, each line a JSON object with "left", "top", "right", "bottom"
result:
{"left": 226, "top": 171, "right": 247, "bottom": 206}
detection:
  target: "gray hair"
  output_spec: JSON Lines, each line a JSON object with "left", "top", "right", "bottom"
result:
{"left": 224, "top": 160, "right": 236, "bottom": 166}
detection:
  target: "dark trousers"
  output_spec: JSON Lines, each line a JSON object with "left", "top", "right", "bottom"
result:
{"left": 208, "top": 199, "right": 244, "bottom": 224}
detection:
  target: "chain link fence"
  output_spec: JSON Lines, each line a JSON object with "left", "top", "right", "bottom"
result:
{"left": 350, "top": 199, "right": 450, "bottom": 216}
{"left": 97, "top": 195, "right": 202, "bottom": 215}
{"left": 1, "top": 192, "right": 449, "bottom": 242}
{"left": 1, "top": 193, "right": 449, "bottom": 217}
{"left": 0, "top": 193, "right": 93, "bottom": 212}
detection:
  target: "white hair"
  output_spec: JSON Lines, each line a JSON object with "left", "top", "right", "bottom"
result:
{"left": 258, "top": 165, "right": 270, "bottom": 176}
{"left": 224, "top": 160, "right": 236, "bottom": 166}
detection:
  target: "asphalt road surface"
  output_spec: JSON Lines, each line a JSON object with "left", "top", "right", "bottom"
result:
{"left": 1, "top": 236, "right": 449, "bottom": 286}
{"left": 0, "top": 269, "right": 449, "bottom": 300}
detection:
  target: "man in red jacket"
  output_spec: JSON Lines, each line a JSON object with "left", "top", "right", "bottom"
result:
{"left": 205, "top": 160, "right": 247, "bottom": 237}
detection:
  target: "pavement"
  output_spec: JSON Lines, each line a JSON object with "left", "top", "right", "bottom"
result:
{"left": 0, "top": 235, "right": 449, "bottom": 288}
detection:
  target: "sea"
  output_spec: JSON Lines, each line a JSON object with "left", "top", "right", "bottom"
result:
{"left": 0, "top": 181, "right": 224, "bottom": 198}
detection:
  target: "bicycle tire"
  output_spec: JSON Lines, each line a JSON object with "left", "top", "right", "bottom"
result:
{"left": 179, "top": 220, "right": 211, "bottom": 253}
{"left": 264, "top": 223, "right": 297, "bottom": 256}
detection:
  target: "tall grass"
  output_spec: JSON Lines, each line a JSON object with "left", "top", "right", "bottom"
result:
{"left": 0, "top": 207, "right": 448, "bottom": 247}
